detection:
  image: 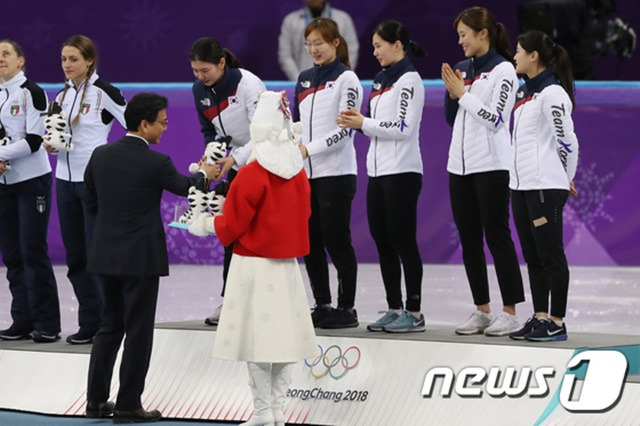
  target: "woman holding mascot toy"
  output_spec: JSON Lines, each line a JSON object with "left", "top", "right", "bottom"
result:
{"left": 188, "top": 37, "right": 266, "bottom": 326}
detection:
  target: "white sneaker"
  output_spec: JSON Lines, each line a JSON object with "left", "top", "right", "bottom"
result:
{"left": 484, "top": 312, "right": 521, "bottom": 336}
{"left": 204, "top": 303, "right": 223, "bottom": 326}
{"left": 455, "top": 311, "right": 493, "bottom": 335}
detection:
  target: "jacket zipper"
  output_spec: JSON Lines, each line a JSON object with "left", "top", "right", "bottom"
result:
{"left": 512, "top": 105, "right": 522, "bottom": 189}
{"left": 307, "top": 90, "right": 317, "bottom": 179}
{"left": 211, "top": 88, "right": 227, "bottom": 136}
{"left": 461, "top": 110, "right": 466, "bottom": 175}
{"left": 0, "top": 89, "right": 9, "bottom": 185}
{"left": 66, "top": 85, "right": 82, "bottom": 181}
{"left": 372, "top": 94, "right": 382, "bottom": 177}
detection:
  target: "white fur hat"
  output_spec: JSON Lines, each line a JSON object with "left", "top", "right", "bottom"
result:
{"left": 249, "top": 91, "right": 290, "bottom": 143}
{"left": 249, "top": 91, "right": 303, "bottom": 179}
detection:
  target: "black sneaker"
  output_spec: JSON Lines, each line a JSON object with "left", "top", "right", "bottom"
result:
{"left": 509, "top": 315, "right": 542, "bottom": 340}
{"left": 0, "top": 324, "right": 32, "bottom": 340}
{"left": 318, "top": 308, "right": 359, "bottom": 329}
{"left": 66, "top": 328, "right": 99, "bottom": 345}
{"left": 311, "top": 306, "right": 332, "bottom": 327}
{"left": 31, "top": 331, "right": 61, "bottom": 343}
{"left": 525, "top": 319, "right": 568, "bottom": 341}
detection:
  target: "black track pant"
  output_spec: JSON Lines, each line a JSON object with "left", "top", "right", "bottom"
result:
{"left": 512, "top": 189, "right": 569, "bottom": 318}
{"left": 367, "top": 173, "right": 423, "bottom": 312}
{"left": 304, "top": 175, "right": 357, "bottom": 309}
{"left": 449, "top": 171, "right": 524, "bottom": 306}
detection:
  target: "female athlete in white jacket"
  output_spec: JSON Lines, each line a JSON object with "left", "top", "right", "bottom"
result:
{"left": 441, "top": 7, "right": 525, "bottom": 337}
{"left": 337, "top": 20, "right": 426, "bottom": 333}
{"left": 0, "top": 40, "right": 61, "bottom": 343}
{"left": 509, "top": 31, "right": 579, "bottom": 342}
{"left": 47, "top": 35, "right": 126, "bottom": 345}
{"left": 294, "top": 17, "right": 363, "bottom": 329}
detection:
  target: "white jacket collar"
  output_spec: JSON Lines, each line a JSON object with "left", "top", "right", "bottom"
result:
{"left": 66, "top": 71, "right": 99, "bottom": 90}
{"left": 0, "top": 70, "right": 27, "bottom": 89}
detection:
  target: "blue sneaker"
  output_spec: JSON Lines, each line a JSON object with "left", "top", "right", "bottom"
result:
{"left": 367, "top": 310, "right": 400, "bottom": 331}
{"left": 525, "top": 319, "right": 568, "bottom": 341}
{"left": 383, "top": 311, "right": 426, "bottom": 333}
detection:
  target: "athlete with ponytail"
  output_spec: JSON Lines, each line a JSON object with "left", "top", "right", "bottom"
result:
{"left": 294, "top": 17, "right": 363, "bottom": 329}
{"left": 509, "top": 31, "right": 579, "bottom": 342}
{"left": 441, "top": 7, "right": 525, "bottom": 337}
{"left": 189, "top": 37, "right": 266, "bottom": 326}
{"left": 337, "top": 20, "right": 426, "bottom": 333}
{"left": 46, "top": 35, "right": 126, "bottom": 345}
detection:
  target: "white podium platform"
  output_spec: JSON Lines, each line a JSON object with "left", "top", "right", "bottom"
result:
{"left": 0, "top": 321, "right": 638, "bottom": 425}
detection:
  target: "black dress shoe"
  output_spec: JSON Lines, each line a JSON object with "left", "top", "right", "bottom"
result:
{"left": 113, "top": 408, "right": 162, "bottom": 423}
{"left": 86, "top": 401, "right": 115, "bottom": 418}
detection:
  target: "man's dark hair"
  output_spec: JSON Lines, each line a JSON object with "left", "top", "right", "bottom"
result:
{"left": 124, "top": 93, "right": 169, "bottom": 131}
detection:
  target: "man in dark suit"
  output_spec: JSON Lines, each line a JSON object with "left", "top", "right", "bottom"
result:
{"left": 83, "top": 93, "right": 219, "bottom": 423}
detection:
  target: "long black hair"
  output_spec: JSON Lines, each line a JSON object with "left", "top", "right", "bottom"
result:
{"left": 189, "top": 37, "right": 241, "bottom": 68}
{"left": 454, "top": 7, "right": 514, "bottom": 65}
{"left": 518, "top": 30, "right": 575, "bottom": 108}
{"left": 373, "top": 20, "right": 426, "bottom": 58}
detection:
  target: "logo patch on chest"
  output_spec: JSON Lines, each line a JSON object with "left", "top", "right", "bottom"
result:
{"left": 10, "top": 105, "right": 20, "bottom": 116}
{"left": 200, "top": 98, "right": 211, "bottom": 106}
{"left": 36, "top": 196, "right": 47, "bottom": 213}
{"left": 79, "top": 103, "right": 91, "bottom": 115}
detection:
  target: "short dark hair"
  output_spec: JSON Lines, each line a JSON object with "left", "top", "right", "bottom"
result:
{"left": 124, "top": 93, "right": 168, "bottom": 131}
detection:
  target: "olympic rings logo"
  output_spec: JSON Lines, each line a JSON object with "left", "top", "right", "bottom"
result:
{"left": 304, "top": 344, "right": 361, "bottom": 380}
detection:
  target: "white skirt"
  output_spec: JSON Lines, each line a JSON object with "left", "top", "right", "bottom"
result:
{"left": 212, "top": 254, "right": 318, "bottom": 362}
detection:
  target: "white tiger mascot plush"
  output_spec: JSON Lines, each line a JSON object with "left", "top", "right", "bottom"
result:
{"left": 177, "top": 186, "right": 225, "bottom": 225}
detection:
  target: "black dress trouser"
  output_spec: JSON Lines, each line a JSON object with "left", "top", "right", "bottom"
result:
{"left": 87, "top": 275, "right": 159, "bottom": 410}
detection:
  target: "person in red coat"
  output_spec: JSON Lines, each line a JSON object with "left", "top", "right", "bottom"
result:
{"left": 189, "top": 91, "right": 317, "bottom": 426}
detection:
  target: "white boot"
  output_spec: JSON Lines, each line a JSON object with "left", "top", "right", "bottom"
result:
{"left": 271, "top": 363, "right": 293, "bottom": 426}
{"left": 241, "top": 362, "right": 275, "bottom": 426}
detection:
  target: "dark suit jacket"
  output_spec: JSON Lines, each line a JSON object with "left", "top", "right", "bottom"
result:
{"left": 84, "top": 135, "right": 204, "bottom": 277}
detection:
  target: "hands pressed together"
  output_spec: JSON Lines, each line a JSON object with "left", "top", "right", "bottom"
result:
{"left": 336, "top": 109, "right": 364, "bottom": 130}
{"left": 441, "top": 63, "right": 466, "bottom": 100}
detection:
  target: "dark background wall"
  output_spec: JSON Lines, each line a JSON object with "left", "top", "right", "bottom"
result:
{"left": 4, "top": 0, "right": 639, "bottom": 83}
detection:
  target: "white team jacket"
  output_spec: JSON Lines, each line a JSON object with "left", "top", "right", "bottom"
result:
{"left": 192, "top": 68, "right": 266, "bottom": 170}
{"left": 54, "top": 72, "right": 126, "bottom": 182}
{"left": 510, "top": 78, "right": 579, "bottom": 191}
{"left": 294, "top": 60, "right": 362, "bottom": 179}
{"left": 361, "top": 59, "right": 424, "bottom": 177}
{"left": 446, "top": 61, "right": 518, "bottom": 176}
{"left": 0, "top": 71, "right": 51, "bottom": 184}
